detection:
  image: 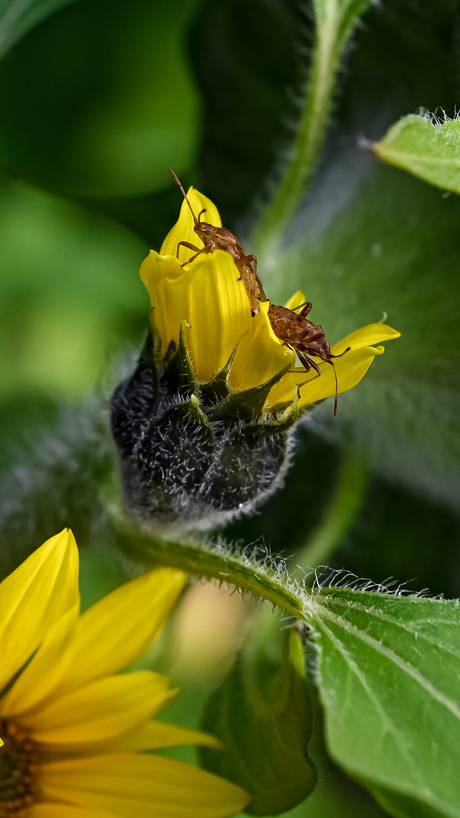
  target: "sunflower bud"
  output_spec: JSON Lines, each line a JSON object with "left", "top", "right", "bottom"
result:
{"left": 111, "top": 187, "right": 399, "bottom": 533}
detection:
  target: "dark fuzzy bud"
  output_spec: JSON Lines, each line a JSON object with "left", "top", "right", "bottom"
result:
{"left": 111, "top": 324, "right": 299, "bottom": 533}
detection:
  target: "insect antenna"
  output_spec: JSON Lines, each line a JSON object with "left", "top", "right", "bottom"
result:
{"left": 169, "top": 168, "right": 199, "bottom": 225}
{"left": 332, "top": 361, "right": 339, "bottom": 416}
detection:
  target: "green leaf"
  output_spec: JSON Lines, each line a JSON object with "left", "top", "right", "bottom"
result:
{"left": 200, "top": 611, "right": 317, "bottom": 815}
{"left": 0, "top": 0, "right": 81, "bottom": 58}
{"left": 372, "top": 114, "right": 460, "bottom": 193}
{"left": 309, "top": 587, "right": 460, "bottom": 818}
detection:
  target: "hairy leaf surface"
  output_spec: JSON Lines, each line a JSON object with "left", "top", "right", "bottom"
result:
{"left": 309, "top": 587, "right": 460, "bottom": 817}
{"left": 373, "top": 115, "right": 460, "bottom": 193}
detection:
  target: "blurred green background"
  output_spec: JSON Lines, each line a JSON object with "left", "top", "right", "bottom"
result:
{"left": 1, "top": 0, "right": 460, "bottom": 815}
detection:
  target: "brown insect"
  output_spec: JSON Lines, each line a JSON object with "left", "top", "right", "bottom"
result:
{"left": 268, "top": 302, "right": 349, "bottom": 415}
{"left": 170, "top": 169, "right": 266, "bottom": 316}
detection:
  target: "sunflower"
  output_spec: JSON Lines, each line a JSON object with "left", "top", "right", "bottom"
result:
{"left": 140, "top": 186, "right": 400, "bottom": 411}
{"left": 0, "top": 530, "right": 249, "bottom": 817}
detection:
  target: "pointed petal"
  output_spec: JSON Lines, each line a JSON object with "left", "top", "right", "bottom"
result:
{"left": 0, "top": 601, "right": 79, "bottom": 717}
{"left": 183, "top": 252, "right": 253, "bottom": 382}
{"left": 265, "top": 323, "right": 399, "bottom": 409}
{"left": 0, "top": 530, "right": 79, "bottom": 692}
{"left": 41, "top": 720, "right": 222, "bottom": 759}
{"left": 160, "top": 188, "right": 222, "bottom": 259}
{"left": 107, "top": 720, "right": 223, "bottom": 752}
{"left": 296, "top": 345, "right": 385, "bottom": 405}
{"left": 284, "top": 290, "right": 306, "bottom": 310}
{"left": 140, "top": 252, "right": 188, "bottom": 358}
{"left": 332, "top": 323, "right": 401, "bottom": 354}
{"left": 28, "top": 805, "right": 111, "bottom": 818}
{"left": 41, "top": 754, "right": 250, "bottom": 818}
{"left": 230, "top": 300, "right": 295, "bottom": 391}
{"left": 55, "top": 568, "right": 186, "bottom": 696}
{"left": 26, "top": 672, "right": 175, "bottom": 744}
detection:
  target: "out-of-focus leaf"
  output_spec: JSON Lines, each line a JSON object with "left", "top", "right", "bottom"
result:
{"left": 0, "top": 0, "right": 81, "bottom": 58}
{"left": 0, "top": 179, "right": 147, "bottom": 402}
{"left": 0, "top": 0, "right": 200, "bottom": 197}
{"left": 265, "top": 161, "right": 460, "bottom": 511}
{"left": 235, "top": 0, "right": 460, "bottom": 511}
{"left": 372, "top": 114, "right": 460, "bottom": 193}
{"left": 200, "top": 612, "right": 317, "bottom": 816}
{"left": 309, "top": 587, "right": 460, "bottom": 818}
{"left": 186, "top": 0, "right": 299, "bottom": 223}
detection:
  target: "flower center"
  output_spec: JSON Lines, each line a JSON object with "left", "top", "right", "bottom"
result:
{"left": 0, "top": 720, "right": 38, "bottom": 816}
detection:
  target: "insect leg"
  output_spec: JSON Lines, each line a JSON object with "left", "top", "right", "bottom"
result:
{"left": 289, "top": 301, "right": 313, "bottom": 317}
{"left": 297, "top": 350, "right": 322, "bottom": 375}
{"left": 243, "top": 254, "right": 257, "bottom": 272}
{"left": 176, "top": 240, "right": 202, "bottom": 259}
{"left": 294, "top": 369, "right": 322, "bottom": 401}
{"left": 176, "top": 240, "right": 209, "bottom": 267}
{"left": 331, "top": 345, "right": 351, "bottom": 360}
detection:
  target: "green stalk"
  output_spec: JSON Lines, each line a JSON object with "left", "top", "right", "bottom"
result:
{"left": 252, "top": 9, "right": 341, "bottom": 254}
{"left": 295, "top": 449, "right": 369, "bottom": 579}
{"left": 115, "top": 524, "right": 305, "bottom": 619}
{"left": 252, "top": 1, "right": 375, "bottom": 256}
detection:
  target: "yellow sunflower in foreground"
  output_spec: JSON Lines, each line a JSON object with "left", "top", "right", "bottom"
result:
{"left": 0, "top": 530, "right": 249, "bottom": 817}
{"left": 140, "top": 187, "right": 400, "bottom": 412}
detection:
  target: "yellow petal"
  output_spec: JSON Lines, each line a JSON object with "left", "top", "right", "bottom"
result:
{"left": 266, "top": 323, "right": 399, "bottom": 409}
{"left": 332, "top": 323, "right": 401, "bottom": 355}
{"left": 41, "top": 754, "right": 250, "bottom": 818}
{"left": 264, "top": 372, "right": 297, "bottom": 410}
{"left": 142, "top": 249, "right": 253, "bottom": 382}
{"left": 41, "top": 720, "right": 222, "bottom": 759}
{"left": 160, "top": 187, "right": 222, "bottom": 260}
{"left": 230, "top": 300, "right": 295, "bottom": 391}
{"left": 0, "top": 601, "right": 79, "bottom": 717}
{"left": 140, "top": 252, "right": 187, "bottom": 358}
{"left": 54, "top": 568, "right": 186, "bottom": 697}
{"left": 0, "top": 530, "right": 79, "bottom": 692}
{"left": 28, "top": 805, "right": 111, "bottom": 818}
{"left": 284, "top": 290, "right": 306, "bottom": 311}
{"left": 296, "top": 344, "right": 385, "bottom": 406}
{"left": 26, "top": 672, "right": 175, "bottom": 744}
{"left": 109, "top": 720, "right": 223, "bottom": 752}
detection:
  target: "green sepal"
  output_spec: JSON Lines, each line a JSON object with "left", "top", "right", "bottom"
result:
{"left": 200, "top": 346, "right": 238, "bottom": 404}
{"left": 249, "top": 393, "right": 301, "bottom": 435}
{"left": 155, "top": 392, "right": 212, "bottom": 434}
{"left": 207, "top": 362, "right": 293, "bottom": 422}
{"left": 200, "top": 607, "right": 317, "bottom": 816}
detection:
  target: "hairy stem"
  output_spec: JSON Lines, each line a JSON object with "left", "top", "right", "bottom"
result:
{"left": 115, "top": 524, "right": 305, "bottom": 618}
{"left": 252, "top": 0, "right": 375, "bottom": 256}
{"left": 252, "top": 7, "right": 341, "bottom": 255}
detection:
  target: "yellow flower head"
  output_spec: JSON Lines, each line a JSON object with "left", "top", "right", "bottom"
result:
{"left": 111, "top": 186, "right": 400, "bottom": 530}
{"left": 0, "top": 530, "right": 249, "bottom": 817}
{"left": 140, "top": 187, "right": 400, "bottom": 412}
